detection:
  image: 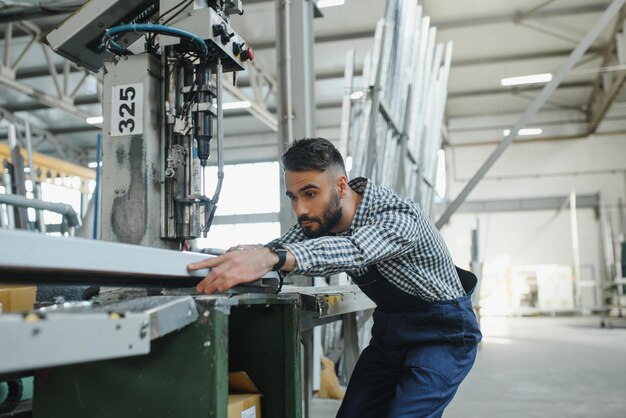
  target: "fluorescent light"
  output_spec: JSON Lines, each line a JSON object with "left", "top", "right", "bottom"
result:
{"left": 317, "top": 0, "right": 345, "bottom": 8}
{"left": 503, "top": 128, "right": 543, "bottom": 136}
{"left": 350, "top": 91, "right": 364, "bottom": 100}
{"left": 500, "top": 73, "right": 552, "bottom": 87}
{"left": 88, "top": 162, "right": 102, "bottom": 168}
{"left": 86, "top": 116, "right": 104, "bottom": 125}
{"left": 222, "top": 101, "right": 251, "bottom": 110}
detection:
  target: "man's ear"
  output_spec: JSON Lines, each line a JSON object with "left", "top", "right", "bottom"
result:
{"left": 337, "top": 175, "right": 348, "bottom": 197}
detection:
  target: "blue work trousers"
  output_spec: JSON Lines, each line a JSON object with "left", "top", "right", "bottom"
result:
{"left": 336, "top": 267, "right": 481, "bottom": 418}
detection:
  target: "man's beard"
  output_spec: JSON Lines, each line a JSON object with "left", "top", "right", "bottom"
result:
{"left": 298, "top": 190, "right": 343, "bottom": 238}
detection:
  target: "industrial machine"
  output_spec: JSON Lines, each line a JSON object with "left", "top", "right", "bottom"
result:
{"left": 0, "top": 2, "right": 376, "bottom": 417}
{"left": 45, "top": 0, "right": 253, "bottom": 249}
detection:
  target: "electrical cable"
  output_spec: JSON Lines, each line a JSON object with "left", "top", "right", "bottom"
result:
{"left": 161, "top": 0, "right": 194, "bottom": 25}
{"left": 159, "top": 0, "right": 190, "bottom": 20}
{"left": 102, "top": 23, "right": 210, "bottom": 126}
{"left": 102, "top": 23, "right": 209, "bottom": 58}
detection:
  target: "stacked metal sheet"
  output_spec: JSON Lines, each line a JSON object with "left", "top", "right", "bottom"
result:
{"left": 339, "top": 0, "right": 452, "bottom": 216}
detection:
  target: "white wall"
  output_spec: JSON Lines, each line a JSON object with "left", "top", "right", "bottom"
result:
{"left": 440, "top": 133, "right": 626, "bottom": 309}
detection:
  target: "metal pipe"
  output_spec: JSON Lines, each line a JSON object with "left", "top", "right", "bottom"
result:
{"left": 184, "top": 64, "right": 194, "bottom": 200}
{"left": 570, "top": 192, "right": 582, "bottom": 307}
{"left": 3, "top": 23, "right": 12, "bottom": 68}
{"left": 1, "top": 170, "right": 15, "bottom": 228}
{"left": 0, "top": 170, "right": 9, "bottom": 228}
{"left": 338, "top": 48, "right": 355, "bottom": 159}
{"left": 163, "top": 47, "right": 177, "bottom": 239}
{"left": 0, "top": 193, "right": 81, "bottom": 229}
{"left": 213, "top": 58, "right": 224, "bottom": 204}
{"left": 435, "top": 0, "right": 626, "bottom": 229}
{"left": 93, "top": 132, "right": 102, "bottom": 239}
{"left": 276, "top": 0, "right": 296, "bottom": 235}
{"left": 24, "top": 121, "right": 45, "bottom": 233}
{"left": 7, "top": 124, "right": 29, "bottom": 229}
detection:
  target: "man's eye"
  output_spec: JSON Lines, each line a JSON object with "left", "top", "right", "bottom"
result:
{"left": 305, "top": 192, "right": 315, "bottom": 198}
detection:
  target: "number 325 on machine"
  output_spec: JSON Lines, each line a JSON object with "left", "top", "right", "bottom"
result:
{"left": 111, "top": 83, "right": 144, "bottom": 137}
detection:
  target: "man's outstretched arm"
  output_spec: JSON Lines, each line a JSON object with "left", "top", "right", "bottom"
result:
{"left": 187, "top": 246, "right": 297, "bottom": 294}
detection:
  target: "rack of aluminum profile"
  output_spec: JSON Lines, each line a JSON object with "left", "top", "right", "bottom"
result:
{"left": 330, "top": 0, "right": 453, "bottom": 385}
{"left": 600, "top": 200, "right": 626, "bottom": 328}
{"left": 339, "top": 0, "right": 452, "bottom": 216}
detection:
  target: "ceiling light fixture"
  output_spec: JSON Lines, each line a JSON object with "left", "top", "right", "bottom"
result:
{"left": 222, "top": 100, "right": 252, "bottom": 110}
{"left": 503, "top": 128, "right": 543, "bottom": 136}
{"left": 86, "top": 116, "right": 104, "bottom": 125}
{"left": 317, "top": 0, "right": 345, "bottom": 9}
{"left": 500, "top": 73, "right": 552, "bottom": 87}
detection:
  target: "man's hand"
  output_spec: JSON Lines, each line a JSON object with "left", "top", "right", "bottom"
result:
{"left": 187, "top": 247, "right": 278, "bottom": 294}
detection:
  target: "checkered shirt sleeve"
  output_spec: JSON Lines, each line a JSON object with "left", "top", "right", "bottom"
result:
{"left": 269, "top": 177, "right": 465, "bottom": 301}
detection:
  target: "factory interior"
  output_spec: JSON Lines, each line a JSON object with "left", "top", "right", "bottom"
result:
{"left": 0, "top": 0, "right": 625, "bottom": 417}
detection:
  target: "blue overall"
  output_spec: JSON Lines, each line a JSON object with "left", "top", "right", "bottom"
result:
{"left": 336, "top": 267, "right": 482, "bottom": 418}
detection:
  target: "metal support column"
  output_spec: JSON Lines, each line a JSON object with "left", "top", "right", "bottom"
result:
{"left": 570, "top": 192, "right": 582, "bottom": 307}
{"left": 290, "top": 0, "right": 317, "bottom": 139}
{"left": 276, "top": 0, "right": 317, "bottom": 234}
{"left": 435, "top": 0, "right": 626, "bottom": 229}
{"left": 341, "top": 312, "right": 360, "bottom": 382}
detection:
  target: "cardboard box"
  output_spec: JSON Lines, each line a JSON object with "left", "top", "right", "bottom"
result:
{"left": 228, "top": 371, "right": 262, "bottom": 418}
{"left": 0, "top": 286, "right": 36, "bottom": 313}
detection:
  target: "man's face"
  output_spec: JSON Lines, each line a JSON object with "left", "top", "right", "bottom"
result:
{"left": 284, "top": 169, "right": 344, "bottom": 238}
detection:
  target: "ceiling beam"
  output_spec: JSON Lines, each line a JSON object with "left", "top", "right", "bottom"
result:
{"left": 458, "top": 194, "right": 599, "bottom": 213}
{"left": 13, "top": 48, "right": 603, "bottom": 94}
{"left": 6, "top": 81, "right": 591, "bottom": 114}
{"left": 0, "top": 72, "right": 94, "bottom": 121}
{"left": 4, "top": 94, "right": 99, "bottom": 113}
{"left": 48, "top": 125, "right": 100, "bottom": 135}
{"left": 586, "top": 5, "right": 626, "bottom": 133}
{"left": 436, "top": 0, "right": 624, "bottom": 229}
{"left": 15, "top": 63, "right": 80, "bottom": 80}
{"left": 448, "top": 81, "right": 593, "bottom": 99}
{"left": 0, "top": 105, "right": 87, "bottom": 162}
{"left": 453, "top": 47, "right": 603, "bottom": 67}
{"left": 0, "top": 1, "right": 613, "bottom": 44}
{"left": 253, "top": 29, "right": 375, "bottom": 50}
{"left": 435, "top": 3, "right": 611, "bottom": 30}
{"left": 250, "top": 3, "right": 612, "bottom": 51}
{"left": 236, "top": 50, "right": 604, "bottom": 87}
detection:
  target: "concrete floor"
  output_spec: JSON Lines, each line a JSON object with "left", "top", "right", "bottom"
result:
{"left": 311, "top": 316, "right": 626, "bottom": 418}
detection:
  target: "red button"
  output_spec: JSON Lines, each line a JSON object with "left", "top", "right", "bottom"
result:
{"left": 244, "top": 47, "right": 255, "bottom": 61}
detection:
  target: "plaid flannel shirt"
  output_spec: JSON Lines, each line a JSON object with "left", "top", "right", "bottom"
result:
{"left": 273, "top": 177, "right": 465, "bottom": 302}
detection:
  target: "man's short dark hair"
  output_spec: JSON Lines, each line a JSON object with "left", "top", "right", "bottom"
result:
{"left": 281, "top": 137, "right": 346, "bottom": 175}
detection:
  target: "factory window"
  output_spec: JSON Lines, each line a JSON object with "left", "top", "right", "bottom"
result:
{"left": 203, "top": 161, "right": 280, "bottom": 216}
{"left": 0, "top": 177, "right": 82, "bottom": 233}
{"left": 196, "top": 222, "right": 281, "bottom": 250}
{"left": 196, "top": 161, "right": 282, "bottom": 250}
{"left": 40, "top": 178, "right": 82, "bottom": 235}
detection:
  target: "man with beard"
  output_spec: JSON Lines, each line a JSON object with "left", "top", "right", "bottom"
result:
{"left": 188, "top": 137, "right": 481, "bottom": 418}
